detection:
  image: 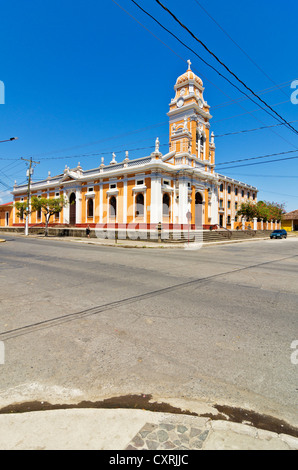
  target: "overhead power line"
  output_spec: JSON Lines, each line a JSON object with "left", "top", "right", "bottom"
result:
{"left": 130, "top": 0, "right": 290, "bottom": 130}
{"left": 212, "top": 99, "right": 291, "bottom": 124}
{"left": 114, "top": 0, "right": 297, "bottom": 150}
{"left": 153, "top": 0, "right": 298, "bottom": 136}
{"left": 212, "top": 81, "right": 292, "bottom": 111}
{"left": 2, "top": 101, "right": 295, "bottom": 165}
{"left": 0, "top": 178, "right": 11, "bottom": 190}
{"left": 19, "top": 94, "right": 294, "bottom": 162}
{"left": 22, "top": 121, "right": 168, "bottom": 160}
{"left": 193, "top": 0, "right": 290, "bottom": 101}
{"left": 124, "top": 0, "right": 297, "bottom": 149}
{"left": 4, "top": 140, "right": 298, "bottom": 175}
{"left": 221, "top": 154, "right": 298, "bottom": 170}
{"left": 117, "top": 0, "right": 298, "bottom": 150}
{"left": 214, "top": 120, "right": 298, "bottom": 138}
{"left": 216, "top": 149, "right": 298, "bottom": 166}
{"left": 17, "top": 148, "right": 298, "bottom": 185}
{"left": 34, "top": 143, "right": 169, "bottom": 161}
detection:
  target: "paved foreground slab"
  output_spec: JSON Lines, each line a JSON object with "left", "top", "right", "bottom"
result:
{"left": 0, "top": 408, "right": 297, "bottom": 450}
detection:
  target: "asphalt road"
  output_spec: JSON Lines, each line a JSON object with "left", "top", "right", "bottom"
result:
{"left": 0, "top": 234, "right": 297, "bottom": 427}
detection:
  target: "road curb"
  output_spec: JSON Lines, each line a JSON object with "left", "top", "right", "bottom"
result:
{"left": 2, "top": 233, "right": 281, "bottom": 249}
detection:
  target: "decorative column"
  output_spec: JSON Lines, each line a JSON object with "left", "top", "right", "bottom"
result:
{"left": 178, "top": 178, "right": 188, "bottom": 224}
{"left": 122, "top": 178, "right": 128, "bottom": 224}
{"left": 99, "top": 182, "right": 103, "bottom": 223}
{"left": 173, "top": 182, "right": 179, "bottom": 224}
{"left": 210, "top": 132, "right": 216, "bottom": 169}
{"left": 150, "top": 173, "right": 162, "bottom": 224}
{"left": 63, "top": 190, "right": 69, "bottom": 224}
{"left": 242, "top": 216, "right": 246, "bottom": 230}
{"left": 253, "top": 217, "right": 258, "bottom": 230}
{"left": 210, "top": 186, "right": 219, "bottom": 225}
{"left": 76, "top": 188, "right": 82, "bottom": 224}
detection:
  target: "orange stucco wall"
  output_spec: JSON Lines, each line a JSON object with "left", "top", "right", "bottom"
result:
{"left": 0, "top": 204, "right": 13, "bottom": 227}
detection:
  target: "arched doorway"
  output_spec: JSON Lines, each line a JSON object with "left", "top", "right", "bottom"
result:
{"left": 163, "top": 193, "right": 170, "bottom": 220}
{"left": 195, "top": 192, "right": 203, "bottom": 228}
{"left": 87, "top": 198, "right": 94, "bottom": 219}
{"left": 109, "top": 196, "right": 117, "bottom": 219}
{"left": 135, "top": 193, "right": 144, "bottom": 218}
{"left": 69, "top": 192, "right": 76, "bottom": 225}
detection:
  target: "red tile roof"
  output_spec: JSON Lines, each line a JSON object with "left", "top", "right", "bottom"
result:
{"left": 283, "top": 210, "right": 298, "bottom": 220}
{"left": 0, "top": 202, "right": 13, "bottom": 206}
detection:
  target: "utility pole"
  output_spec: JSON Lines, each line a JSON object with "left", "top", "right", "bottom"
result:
{"left": 21, "top": 157, "right": 40, "bottom": 236}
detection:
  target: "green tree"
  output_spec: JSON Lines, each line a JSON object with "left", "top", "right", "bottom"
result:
{"left": 266, "top": 201, "right": 285, "bottom": 222}
{"left": 15, "top": 201, "right": 30, "bottom": 220}
{"left": 31, "top": 195, "right": 67, "bottom": 236}
{"left": 256, "top": 201, "right": 269, "bottom": 221}
{"left": 236, "top": 201, "right": 258, "bottom": 221}
{"left": 237, "top": 200, "right": 286, "bottom": 223}
{"left": 257, "top": 201, "right": 285, "bottom": 222}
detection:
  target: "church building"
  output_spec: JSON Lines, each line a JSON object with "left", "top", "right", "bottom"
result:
{"left": 11, "top": 62, "right": 258, "bottom": 232}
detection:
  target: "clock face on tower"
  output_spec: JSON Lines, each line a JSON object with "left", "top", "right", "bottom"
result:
{"left": 177, "top": 97, "right": 184, "bottom": 108}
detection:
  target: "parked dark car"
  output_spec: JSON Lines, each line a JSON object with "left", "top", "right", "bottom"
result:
{"left": 270, "top": 229, "right": 287, "bottom": 239}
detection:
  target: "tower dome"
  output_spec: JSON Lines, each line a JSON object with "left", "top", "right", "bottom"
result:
{"left": 175, "top": 60, "right": 203, "bottom": 87}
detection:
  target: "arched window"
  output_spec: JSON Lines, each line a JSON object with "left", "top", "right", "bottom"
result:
{"left": 195, "top": 192, "right": 203, "bottom": 228}
{"left": 195, "top": 192, "right": 203, "bottom": 205}
{"left": 110, "top": 196, "right": 116, "bottom": 218}
{"left": 135, "top": 193, "right": 144, "bottom": 217}
{"left": 69, "top": 192, "right": 76, "bottom": 226}
{"left": 69, "top": 193, "right": 76, "bottom": 204}
{"left": 200, "top": 135, "right": 204, "bottom": 150}
{"left": 163, "top": 193, "right": 170, "bottom": 217}
{"left": 87, "top": 198, "right": 94, "bottom": 218}
{"left": 196, "top": 130, "right": 200, "bottom": 151}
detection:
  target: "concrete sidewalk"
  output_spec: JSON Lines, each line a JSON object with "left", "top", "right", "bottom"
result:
{"left": 0, "top": 408, "right": 297, "bottom": 450}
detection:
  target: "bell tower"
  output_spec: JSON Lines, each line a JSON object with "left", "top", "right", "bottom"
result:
{"left": 168, "top": 61, "right": 215, "bottom": 172}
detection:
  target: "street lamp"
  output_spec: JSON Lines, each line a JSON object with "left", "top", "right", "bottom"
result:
{"left": 0, "top": 137, "right": 18, "bottom": 143}
{"left": 20, "top": 156, "right": 40, "bottom": 236}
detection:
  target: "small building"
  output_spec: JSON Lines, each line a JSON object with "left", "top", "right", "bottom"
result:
{"left": 0, "top": 202, "right": 13, "bottom": 227}
{"left": 282, "top": 210, "right": 298, "bottom": 232}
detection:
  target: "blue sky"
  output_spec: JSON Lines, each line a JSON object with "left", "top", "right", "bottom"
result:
{"left": 0, "top": 0, "right": 297, "bottom": 210}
